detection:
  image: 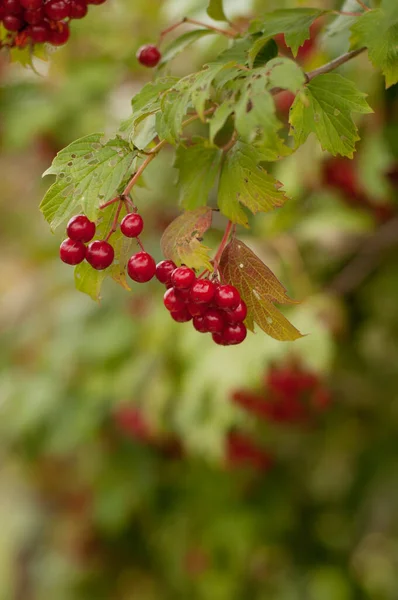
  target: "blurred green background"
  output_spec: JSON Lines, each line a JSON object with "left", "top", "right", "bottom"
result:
{"left": 1, "top": 0, "right": 398, "bottom": 598}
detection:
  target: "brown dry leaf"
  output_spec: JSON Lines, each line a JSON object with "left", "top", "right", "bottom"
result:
{"left": 219, "top": 238, "right": 303, "bottom": 341}
{"left": 160, "top": 207, "right": 213, "bottom": 270}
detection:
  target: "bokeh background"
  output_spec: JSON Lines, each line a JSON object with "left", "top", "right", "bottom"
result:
{"left": 1, "top": 0, "right": 398, "bottom": 598}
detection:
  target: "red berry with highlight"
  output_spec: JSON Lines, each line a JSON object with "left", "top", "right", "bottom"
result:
{"left": 48, "top": 21, "right": 70, "bottom": 45}
{"left": 20, "top": 0, "right": 42, "bottom": 9}
{"left": 155, "top": 260, "right": 177, "bottom": 285}
{"left": 28, "top": 23, "right": 49, "bottom": 42}
{"left": 3, "top": 0, "right": 23, "bottom": 15}
{"left": 193, "top": 316, "right": 208, "bottom": 333}
{"left": 86, "top": 240, "right": 114, "bottom": 270}
{"left": 187, "top": 302, "right": 208, "bottom": 317}
{"left": 163, "top": 288, "right": 185, "bottom": 313}
{"left": 137, "top": 44, "right": 161, "bottom": 68}
{"left": 60, "top": 238, "right": 86, "bottom": 266}
{"left": 189, "top": 279, "right": 215, "bottom": 304}
{"left": 226, "top": 300, "right": 247, "bottom": 323}
{"left": 170, "top": 308, "right": 192, "bottom": 323}
{"left": 212, "top": 332, "right": 228, "bottom": 346}
{"left": 214, "top": 284, "right": 240, "bottom": 310}
{"left": 69, "top": 0, "right": 87, "bottom": 18}
{"left": 24, "top": 7, "right": 44, "bottom": 24}
{"left": 127, "top": 252, "right": 156, "bottom": 283}
{"left": 3, "top": 14, "right": 23, "bottom": 30}
{"left": 67, "top": 214, "right": 96, "bottom": 243}
{"left": 203, "top": 308, "right": 225, "bottom": 334}
{"left": 223, "top": 323, "right": 247, "bottom": 345}
{"left": 171, "top": 266, "right": 196, "bottom": 290}
{"left": 120, "top": 213, "right": 144, "bottom": 238}
{"left": 45, "top": 0, "right": 70, "bottom": 20}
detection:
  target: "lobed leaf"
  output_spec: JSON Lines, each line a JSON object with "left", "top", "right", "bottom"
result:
{"left": 350, "top": 2, "right": 398, "bottom": 88}
{"left": 249, "top": 8, "right": 325, "bottom": 57}
{"left": 74, "top": 262, "right": 107, "bottom": 302}
{"left": 217, "top": 142, "right": 289, "bottom": 227}
{"left": 40, "top": 134, "right": 136, "bottom": 229}
{"left": 289, "top": 73, "right": 373, "bottom": 158}
{"left": 160, "top": 207, "right": 214, "bottom": 270}
{"left": 158, "top": 30, "right": 216, "bottom": 66}
{"left": 174, "top": 141, "right": 222, "bottom": 210}
{"left": 219, "top": 238, "right": 302, "bottom": 341}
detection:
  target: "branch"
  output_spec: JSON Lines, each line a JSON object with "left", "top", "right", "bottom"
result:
{"left": 306, "top": 47, "right": 367, "bottom": 81}
{"left": 213, "top": 221, "right": 233, "bottom": 274}
{"left": 355, "top": 0, "right": 370, "bottom": 11}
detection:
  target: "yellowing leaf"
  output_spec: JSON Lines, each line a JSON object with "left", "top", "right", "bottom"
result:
{"left": 74, "top": 262, "right": 107, "bottom": 302}
{"left": 160, "top": 208, "right": 214, "bottom": 271}
{"left": 219, "top": 238, "right": 302, "bottom": 341}
{"left": 217, "top": 142, "right": 289, "bottom": 227}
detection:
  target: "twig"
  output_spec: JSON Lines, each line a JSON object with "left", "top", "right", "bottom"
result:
{"left": 105, "top": 199, "right": 123, "bottom": 241}
{"left": 354, "top": 0, "right": 370, "bottom": 11}
{"left": 327, "top": 216, "right": 398, "bottom": 296}
{"left": 213, "top": 221, "right": 233, "bottom": 274}
{"left": 306, "top": 47, "right": 367, "bottom": 81}
{"left": 158, "top": 17, "right": 237, "bottom": 45}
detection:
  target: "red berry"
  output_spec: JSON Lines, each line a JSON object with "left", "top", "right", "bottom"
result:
{"left": 170, "top": 309, "right": 192, "bottom": 323}
{"left": 214, "top": 284, "right": 240, "bottom": 310}
{"left": 193, "top": 316, "right": 208, "bottom": 333}
{"left": 24, "top": 7, "right": 44, "bottom": 24}
{"left": 137, "top": 44, "right": 161, "bottom": 68}
{"left": 45, "top": 0, "right": 69, "bottom": 20}
{"left": 120, "top": 213, "right": 144, "bottom": 238}
{"left": 187, "top": 302, "right": 208, "bottom": 317}
{"left": 189, "top": 279, "right": 215, "bottom": 304}
{"left": 3, "top": 0, "right": 23, "bottom": 15}
{"left": 163, "top": 288, "right": 185, "bottom": 313}
{"left": 127, "top": 252, "right": 156, "bottom": 283}
{"left": 223, "top": 323, "right": 247, "bottom": 345}
{"left": 86, "top": 240, "right": 114, "bottom": 270}
{"left": 171, "top": 266, "right": 196, "bottom": 290}
{"left": 155, "top": 260, "right": 177, "bottom": 285}
{"left": 203, "top": 308, "right": 225, "bottom": 333}
{"left": 3, "top": 14, "right": 23, "bottom": 29}
{"left": 212, "top": 332, "right": 228, "bottom": 346}
{"left": 69, "top": 0, "right": 87, "bottom": 18}
{"left": 87, "top": 0, "right": 106, "bottom": 4}
{"left": 60, "top": 238, "right": 86, "bottom": 265}
{"left": 48, "top": 21, "right": 70, "bottom": 45}
{"left": 27, "top": 23, "right": 49, "bottom": 42}
{"left": 20, "top": 0, "right": 42, "bottom": 9}
{"left": 67, "top": 214, "right": 96, "bottom": 243}
{"left": 226, "top": 300, "right": 247, "bottom": 323}
{"left": 175, "top": 287, "right": 191, "bottom": 301}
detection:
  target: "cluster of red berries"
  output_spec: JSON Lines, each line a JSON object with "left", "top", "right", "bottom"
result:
{"left": 156, "top": 261, "right": 248, "bottom": 345}
{"left": 0, "top": 0, "right": 105, "bottom": 48}
{"left": 136, "top": 43, "right": 161, "bottom": 68}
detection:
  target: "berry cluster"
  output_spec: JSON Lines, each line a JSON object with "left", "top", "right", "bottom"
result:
{"left": 157, "top": 261, "right": 247, "bottom": 345}
{"left": 0, "top": 0, "right": 105, "bottom": 49}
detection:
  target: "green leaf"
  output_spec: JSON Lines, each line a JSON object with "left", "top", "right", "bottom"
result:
{"left": 249, "top": 8, "right": 325, "bottom": 57}
{"left": 40, "top": 134, "right": 136, "bottom": 229}
{"left": 119, "top": 77, "right": 177, "bottom": 148}
{"left": 219, "top": 238, "right": 302, "bottom": 341}
{"left": 289, "top": 73, "right": 373, "bottom": 158}
{"left": 326, "top": 0, "right": 365, "bottom": 37}
{"left": 350, "top": 2, "right": 398, "bottom": 88}
{"left": 191, "top": 62, "right": 231, "bottom": 120}
{"left": 266, "top": 57, "right": 306, "bottom": 93}
{"left": 159, "top": 30, "right": 216, "bottom": 66}
{"left": 248, "top": 37, "right": 278, "bottom": 68}
{"left": 217, "top": 142, "right": 289, "bottom": 227}
{"left": 74, "top": 262, "right": 107, "bottom": 302}
{"left": 160, "top": 207, "right": 213, "bottom": 270}
{"left": 174, "top": 141, "right": 222, "bottom": 210}
{"left": 207, "top": 0, "right": 227, "bottom": 22}
{"left": 234, "top": 76, "right": 281, "bottom": 145}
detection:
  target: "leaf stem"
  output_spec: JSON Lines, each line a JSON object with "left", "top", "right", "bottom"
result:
{"left": 99, "top": 196, "right": 120, "bottom": 210}
{"left": 158, "top": 17, "right": 237, "bottom": 44}
{"left": 213, "top": 221, "right": 233, "bottom": 274}
{"left": 306, "top": 47, "right": 367, "bottom": 82}
{"left": 105, "top": 199, "right": 124, "bottom": 242}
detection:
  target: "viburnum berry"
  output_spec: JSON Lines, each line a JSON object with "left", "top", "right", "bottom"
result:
{"left": 203, "top": 308, "right": 225, "bottom": 334}
{"left": 127, "top": 252, "right": 156, "bottom": 283}
{"left": 212, "top": 332, "right": 228, "bottom": 346}
{"left": 24, "top": 7, "right": 45, "bottom": 24}
{"left": 3, "top": 0, "right": 23, "bottom": 15}
{"left": 187, "top": 302, "right": 208, "bottom": 317}
{"left": 48, "top": 21, "right": 70, "bottom": 45}
{"left": 3, "top": 14, "right": 23, "bottom": 30}
{"left": 60, "top": 238, "right": 86, "bottom": 265}
{"left": 226, "top": 300, "right": 247, "bottom": 323}
{"left": 189, "top": 279, "right": 215, "bottom": 304}
{"left": 214, "top": 284, "right": 241, "bottom": 310}
{"left": 155, "top": 260, "right": 177, "bottom": 285}
{"left": 137, "top": 44, "right": 161, "bottom": 68}
{"left": 45, "top": 0, "right": 70, "bottom": 20}
{"left": 170, "top": 309, "right": 192, "bottom": 323}
{"left": 171, "top": 266, "right": 196, "bottom": 290}
{"left": 192, "top": 315, "right": 208, "bottom": 333}
{"left": 27, "top": 23, "right": 49, "bottom": 42}
{"left": 69, "top": 0, "right": 88, "bottom": 18}
{"left": 67, "top": 214, "right": 96, "bottom": 243}
{"left": 120, "top": 213, "right": 144, "bottom": 238}
{"left": 86, "top": 240, "right": 114, "bottom": 270}
{"left": 20, "top": 0, "right": 42, "bottom": 9}
{"left": 163, "top": 288, "right": 185, "bottom": 313}
{"left": 223, "top": 323, "right": 247, "bottom": 345}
